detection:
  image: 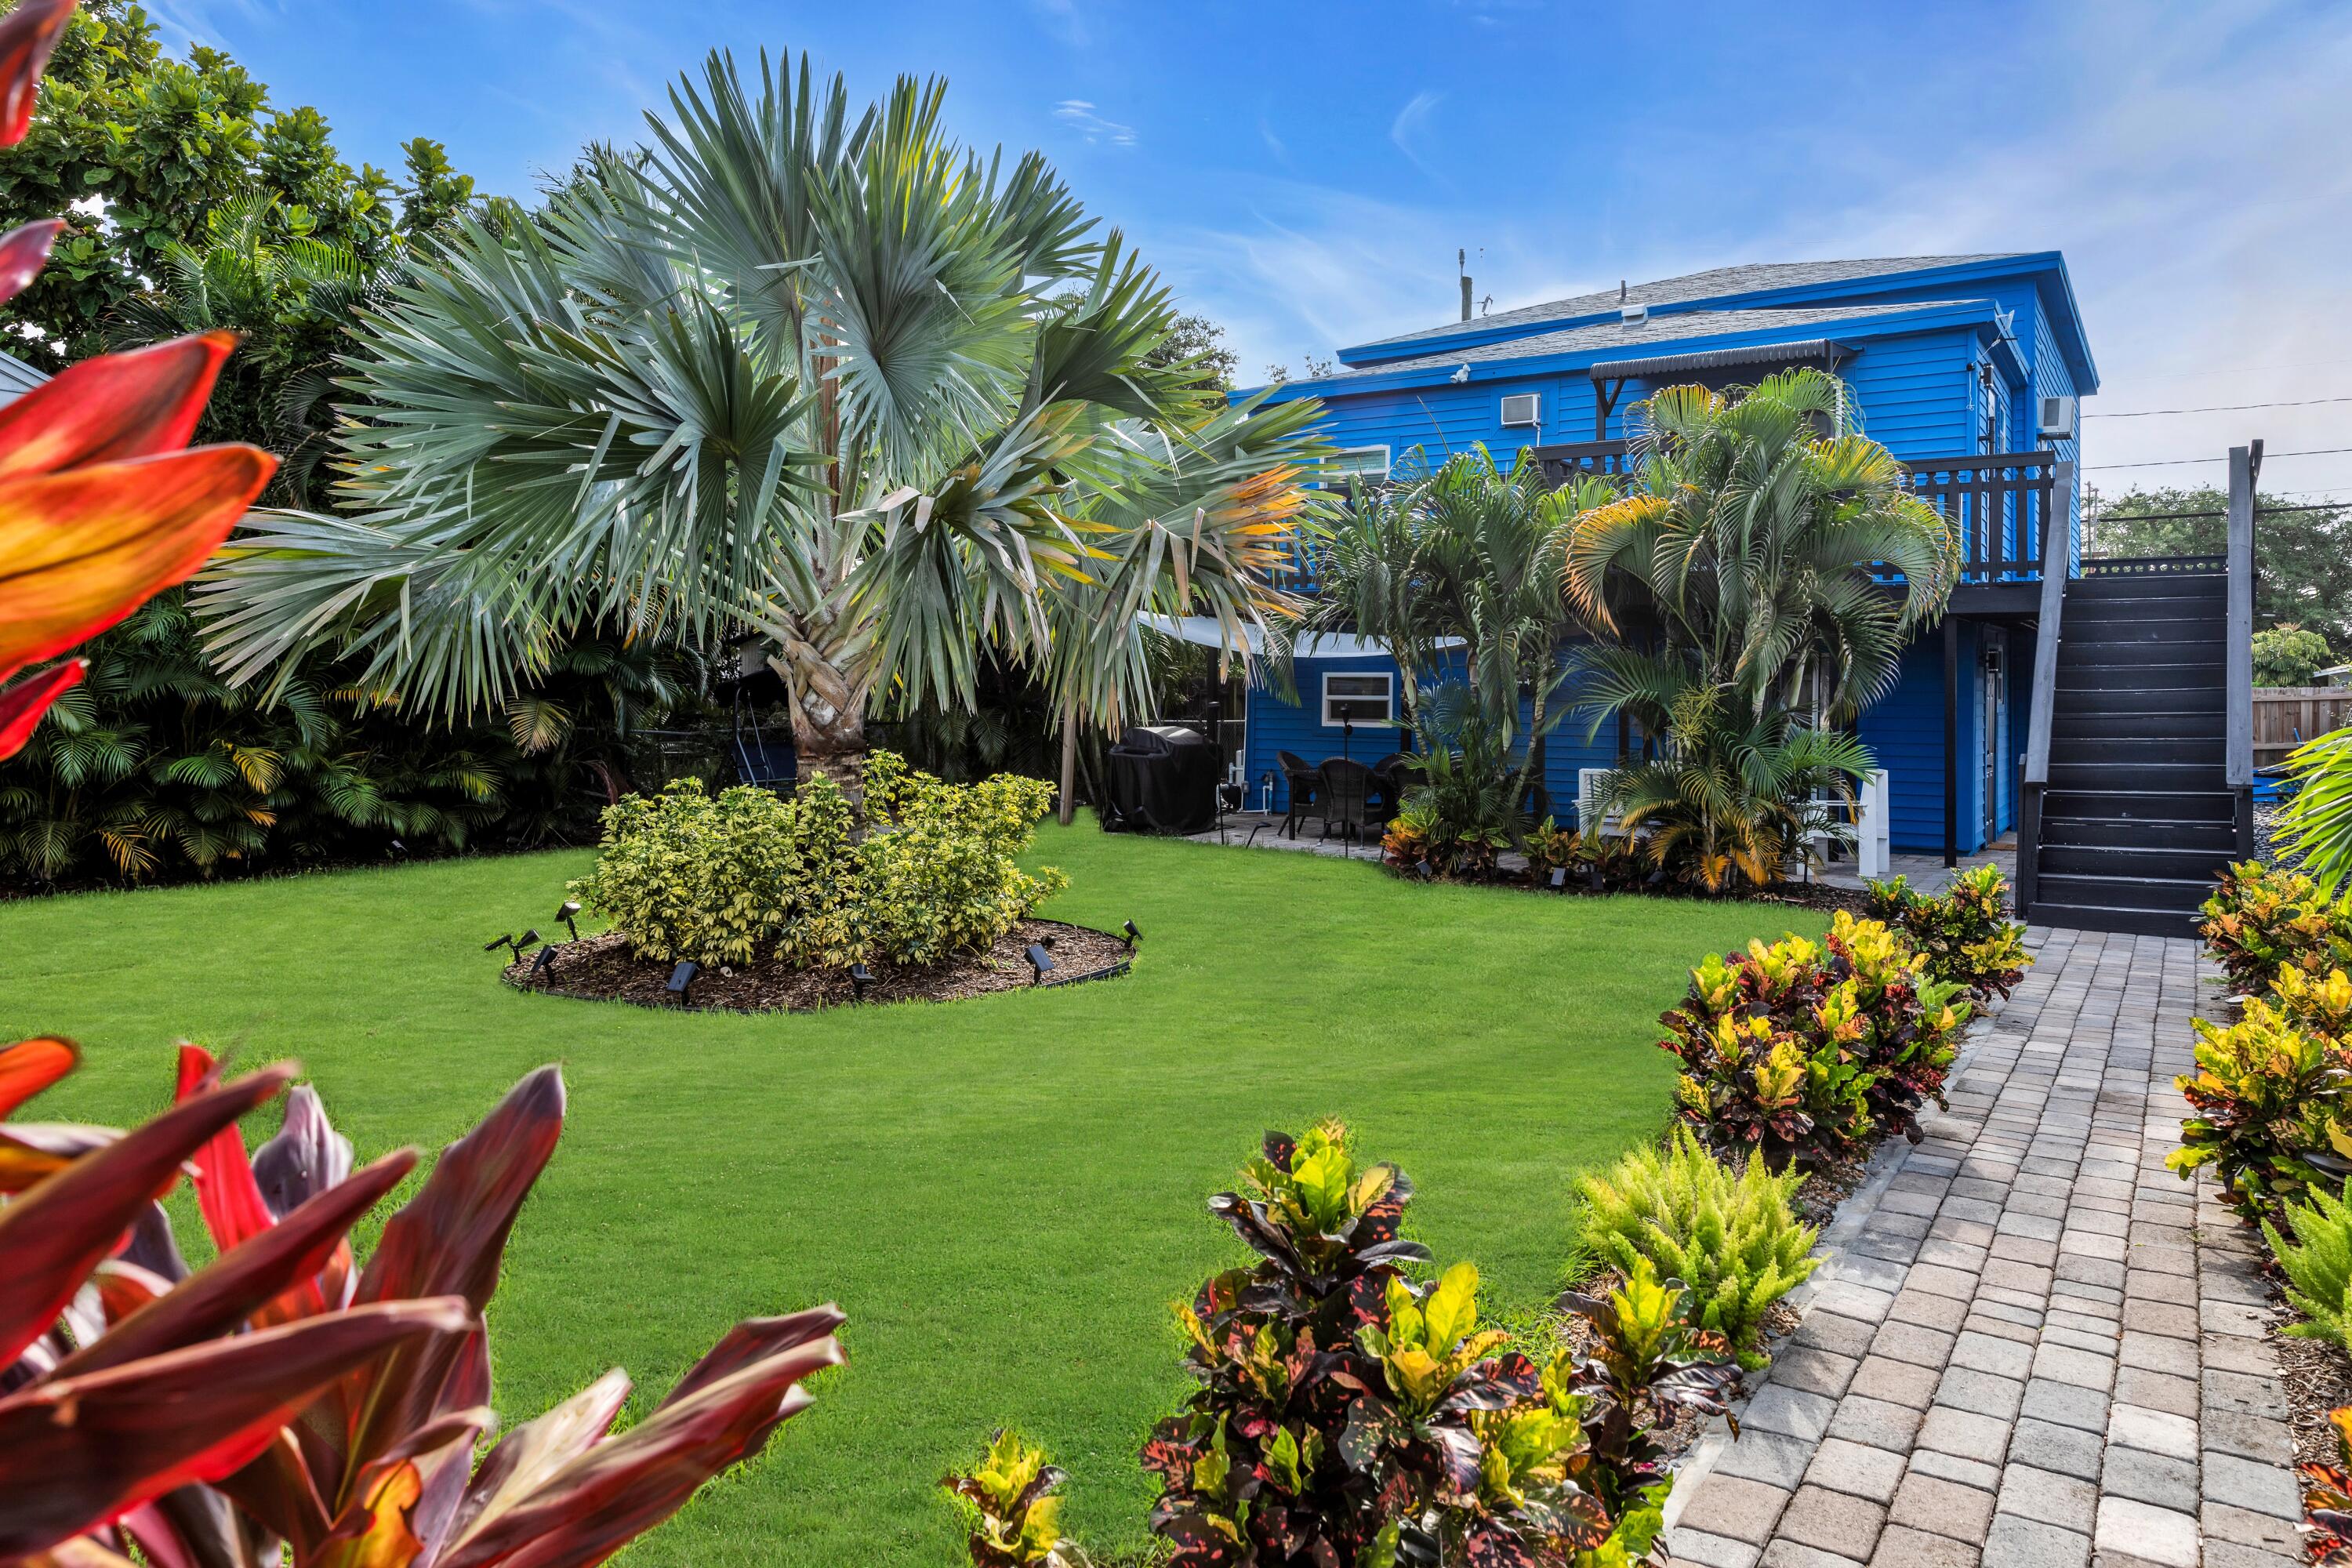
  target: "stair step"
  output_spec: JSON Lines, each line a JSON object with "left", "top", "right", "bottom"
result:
{"left": 2034, "top": 872, "right": 2212, "bottom": 915}
{"left": 2039, "top": 843, "right": 2235, "bottom": 882}
{"left": 2043, "top": 789, "right": 2238, "bottom": 822}
{"left": 2056, "top": 662, "right": 2225, "bottom": 691}
{"left": 2049, "top": 736, "right": 2226, "bottom": 767}
{"left": 2060, "top": 617, "right": 2220, "bottom": 648}
{"left": 2042, "top": 815, "right": 2241, "bottom": 852}
{"left": 2046, "top": 763, "right": 2229, "bottom": 793}
{"left": 2050, "top": 710, "right": 2225, "bottom": 741}
{"left": 2068, "top": 571, "right": 2227, "bottom": 595}
{"left": 2062, "top": 595, "right": 2227, "bottom": 623}
{"left": 2053, "top": 686, "right": 2224, "bottom": 716}
{"left": 2024, "top": 901, "right": 2205, "bottom": 937}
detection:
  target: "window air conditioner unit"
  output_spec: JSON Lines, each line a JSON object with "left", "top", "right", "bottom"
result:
{"left": 2037, "top": 395, "right": 2078, "bottom": 441}
{"left": 1499, "top": 393, "right": 1541, "bottom": 428}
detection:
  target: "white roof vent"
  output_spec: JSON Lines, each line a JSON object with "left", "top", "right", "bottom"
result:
{"left": 1620, "top": 303, "right": 1648, "bottom": 323}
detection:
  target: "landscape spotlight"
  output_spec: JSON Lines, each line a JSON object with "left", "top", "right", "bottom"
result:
{"left": 666, "top": 960, "right": 699, "bottom": 1002}
{"left": 530, "top": 944, "right": 560, "bottom": 980}
{"left": 389, "top": 838, "right": 408, "bottom": 858}
{"left": 1025, "top": 943, "right": 1055, "bottom": 984}
{"left": 1415, "top": 861, "right": 1435, "bottom": 882}
{"left": 1587, "top": 865, "right": 1606, "bottom": 893}
{"left": 1548, "top": 866, "right": 1568, "bottom": 891}
{"left": 484, "top": 932, "right": 515, "bottom": 955}
{"left": 556, "top": 899, "right": 582, "bottom": 942}
{"left": 1121, "top": 919, "right": 1141, "bottom": 949}
{"left": 484, "top": 930, "right": 538, "bottom": 962}
{"left": 849, "top": 963, "right": 874, "bottom": 1003}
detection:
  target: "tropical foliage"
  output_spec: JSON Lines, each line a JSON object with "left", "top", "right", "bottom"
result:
{"left": 2169, "top": 993, "right": 2352, "bottom": 1220}
{"left": 197, "top": 49, "right": 1328, "bottom": 791}
{"left": 2254, "top": 624, "right": 2336, "bottom": 688}
{"left": 0, "top": 1036, "right": 844, "bottom": 1565}
{"left": 1660, "top": 915, "right": 1971, "bottom": 1167}
{"left": 2305, "top": 1406, "right": 2352, "bottom": 1566}
{"left": 571, "top": 751, "right": 1063, "bottom": 971}
{"left": 2265, "top": 1174, "right": 2352, "bottom": 1355}
{"left": 0, "top": 0, "right": 473, "bottom": 369}
{"left": 942, "top": 1431, "right": 1088, "bottom": 1568}
{"left": 2199, "top": 859, "right": 2352, "bottom": 992}
{"left": 1140, "top": 1121, "right": 1740, "bottom": 1568}
{"left": 1566, "top": 370, "right": 1958, "bottom": 889}
{"left": 2281, "top": 726, "right": 2352, "bottom": 898}
{"left": 1574, "top": 1126, "right": 1818, "bottom": 1368}
{"left": 1866, "top": 863, "right": 2031, "bottom": 1000}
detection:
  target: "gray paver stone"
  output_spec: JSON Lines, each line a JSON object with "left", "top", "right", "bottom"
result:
{"left": 2097, "top": 1444, "right": 2198, "bottom": 1511}
{"left": 1677, "top": 1475, "right": 1792, "bottom": 1546}
{"left": 1981, "top": 1512, "right": 2091, "bottom": 1568}
{"left": 1997, "top": 1463, "right": 2098, "bottom": 1534}
{"left": 2201, "top": 1450, "right": 2304, "bottom": 1519}
{"left": 1888, "top": 1472, "right": 1994, "bottom": 1541}
{"left": 1774, "top": 1485, "right": 1885, "bottom": 1561}
{"left": 1866, "top": 1522, "right": 1980, "bottom": 1567}
{"left": 2007, "top": 1416, "right": 2105, "bottom": 1481}
{"left": 2092, "top": 1497, "right": 2197, "bottom": 1568}
{"left": 1805, "top": 1438, "right": 1906, "bottom": 1503}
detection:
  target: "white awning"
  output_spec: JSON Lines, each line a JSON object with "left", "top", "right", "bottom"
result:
{"left": 1141, "top": 614, "right": 1457, "bottom": 661}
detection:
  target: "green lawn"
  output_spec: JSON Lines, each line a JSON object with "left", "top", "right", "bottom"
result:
{"left": 0, "top": 822, "right": 1824, "bottom": 1566}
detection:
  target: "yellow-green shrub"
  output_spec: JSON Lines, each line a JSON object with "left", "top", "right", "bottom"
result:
{"left": 571, "top": 753, "right": 1065, "bottom": 971}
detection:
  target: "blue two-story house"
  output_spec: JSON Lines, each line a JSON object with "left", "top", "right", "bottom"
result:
{"left": 1226, "top": 252, "right": 2099, "bottom": 863}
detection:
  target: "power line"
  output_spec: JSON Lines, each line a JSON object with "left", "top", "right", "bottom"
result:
{"left": 2084, "top": 446, "right": 2352, "bottom": 470}
{"left": 2083, "top": 503, "right": 2347, "bottom": 524}
{"left": 2087, "top": 395, "right": 2352, "bottom": 418}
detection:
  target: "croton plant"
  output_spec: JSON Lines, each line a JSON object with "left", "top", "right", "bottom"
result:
{"left": 1142, "top": 1122, "right": 1740, "bottom": 1567}
{"left": 0, "top": 1039, "right": 847, "bottom": 1566}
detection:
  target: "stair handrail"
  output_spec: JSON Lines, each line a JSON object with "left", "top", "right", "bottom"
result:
{"left": 2227, "top": 444, "right": 2256, "bottom": 857}
{"left": 2016, "top": 458, "right": 2074, "bottom": 920}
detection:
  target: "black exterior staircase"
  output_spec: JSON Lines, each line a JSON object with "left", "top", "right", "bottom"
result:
{"left": 2027, "top": 568, "right": 2235, "bottom": 935}
{"left": 2017, "top": 446, "right": 2257, "bottom": 937}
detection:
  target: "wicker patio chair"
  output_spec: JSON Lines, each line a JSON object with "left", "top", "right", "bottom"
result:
{"left": 1277, "top": 750, "right": 1324, "bottom": 839}
{"left": 1319, "top": 757, "right": 1374, "bottom": 844}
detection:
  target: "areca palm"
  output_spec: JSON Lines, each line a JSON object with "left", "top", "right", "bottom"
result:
{"left": 1562, "top": 369, "right": 1958, "bottom": 885}
{"left": 196, "top": 51, "right": 1325, "bottom": 788}
{"left": 1294, "top": 446, "right": 1610, "bottom": 808}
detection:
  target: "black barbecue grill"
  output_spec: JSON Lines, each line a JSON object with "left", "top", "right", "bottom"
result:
{"left": 1103, "top": 724, "right": 1221, "bottom": 834}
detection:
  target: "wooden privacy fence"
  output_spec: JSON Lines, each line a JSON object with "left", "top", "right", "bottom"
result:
{"left": 2255, "top": 686, "right": 2352, "bottom": 769}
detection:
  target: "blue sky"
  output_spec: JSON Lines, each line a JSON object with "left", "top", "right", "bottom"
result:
{"left": 147, "top": 0, "right": 2352, "bottom": 501}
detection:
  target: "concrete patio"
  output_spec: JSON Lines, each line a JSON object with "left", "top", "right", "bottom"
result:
{"left": 1661, "top": 927, "right": 2299, "bottom": 1568}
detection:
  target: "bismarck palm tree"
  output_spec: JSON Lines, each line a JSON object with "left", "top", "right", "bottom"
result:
{"left": 1563, "top": 369, "right": 1958, "bottom": 887}
{"left": 197, "top": 51, "right": 1328, "bottom": 791}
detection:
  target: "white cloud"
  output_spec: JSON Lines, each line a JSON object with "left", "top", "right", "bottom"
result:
{"left": 1053, "top": 100, "right": 1136, "bottom": 147}
{"left": 1388, "top": 89, "right": 1444, "bottom": 182}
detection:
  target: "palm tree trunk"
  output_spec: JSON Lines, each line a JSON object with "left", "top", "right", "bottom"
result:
{"left": 1057, "top": 700, "right": 1078, "bottom": 826}
{"left": 766, "top": 644, "right": 872, "bottom": 804}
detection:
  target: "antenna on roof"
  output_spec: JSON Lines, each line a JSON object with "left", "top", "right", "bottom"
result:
{"left": 1457, "top": 248, "right": 1472, "bottom": 323}
{"left": 1619, "top": 279, "right": 1627, "bottom": 303}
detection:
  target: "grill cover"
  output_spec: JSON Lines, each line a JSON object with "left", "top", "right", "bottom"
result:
{"left": 1105, "top": 724, "right": 1221, "bottom": 834}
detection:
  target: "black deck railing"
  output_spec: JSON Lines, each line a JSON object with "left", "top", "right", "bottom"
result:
{"left": 1276, "top": 445, "right": 2071, "bottom": 593}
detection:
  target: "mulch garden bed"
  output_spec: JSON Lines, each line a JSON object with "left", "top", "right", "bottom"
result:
{"left": 500, "top": 916, "right": 1131, "bottom": 1014}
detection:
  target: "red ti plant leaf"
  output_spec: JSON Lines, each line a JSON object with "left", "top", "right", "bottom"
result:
{"left": 54, "top": 1149, "right": 420, "bottom": 1377}
{"left": 341, "top": 1065, "right": 565, "bottom": 1486}
{"left": 0, "top": 0, "right": 73, "bottom": 147}
{"left": 0, "top": 655, "right": 82, "bottom": 760}
{"left": 0, "top": 442, "right": 277, "bottom": 688}
{"left": 0, "top": 1062, "right": 296, "bottom": 1370}
{"left": 0, "top": 1296, "right": 474, "bottom": 1561}
{"left": 0, "top": 216, "right": 63, "bottom": 307}
{"left": 175, "top": 1044, "right": 281, "bottom": 1256}
{"left": 0, "top": 1034, "right": 74, "bottom": 1117}
{"left": 0, "top": 332, "right": 239, "bottom": 483}
{"left": 430, "top": 1315, "right": 846, "bottom": 1568}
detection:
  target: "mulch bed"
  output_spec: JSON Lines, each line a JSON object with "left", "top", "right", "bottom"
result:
{"left": 500, "top": 916, "right": 1131, "bottom": 1014}
{"left": 2274, "top": 1315, "right": 2352, "bottom": 1473}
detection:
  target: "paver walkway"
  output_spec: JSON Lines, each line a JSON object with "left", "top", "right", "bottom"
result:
{"left": 1663, "top": 926, "right": 2304, "bottom": 1568}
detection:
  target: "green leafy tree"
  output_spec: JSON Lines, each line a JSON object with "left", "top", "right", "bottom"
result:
{"left": 198, "top": 50, "right": 1330, "bottom": 791}
{"left": 2256, "top": 624, "right": 2337, "bottom": 688}
{"left": 2089, "top": 485, "right": 2352, "bottom": 648}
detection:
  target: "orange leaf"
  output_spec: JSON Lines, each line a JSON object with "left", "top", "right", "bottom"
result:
{"left": 0, "top": 443, "right": 274, "bottom": 683}
{"left": 0, "top": 1036, "right": 74, "bottom": 1119}
{"left": 0, "top": 217, "right": 61, "bottom": 307}
{"left": 0, "top": 0, "right": 72, "bottom": 147}
{"left": 0, "top": 332, "right": 238, "bottom": 483}
{"left": 172, "top": 1044, "right": 276, "bottom": 1255}
{"left": 0, "top": 658, "right": 82, "bottom": 760}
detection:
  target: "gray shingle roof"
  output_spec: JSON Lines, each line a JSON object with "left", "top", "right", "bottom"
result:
{"left": 1303, "top": 300, "right": 1990, "bottom": 384}
{"left": 0, "top": 347, "right": 46, "bottom": 405}
{"left": 1353, "top": 256, "right": 2024, "bottom": 355}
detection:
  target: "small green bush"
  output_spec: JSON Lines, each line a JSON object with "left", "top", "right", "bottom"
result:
{"left": 2170, "top": 995, "right": 2352, "bottom": 1219}
{"left": 570, "top": 752, "right": 1064, "bottom": 971}
{"left": 1577, "top": 1127, "right": 1819, "bottom": 1368}
{"left": 2267, "top": 1175, "right": 2352, "bottom": 1353}
{"left": 1866, "top": 864, "right": 2031, "bottom": 1000}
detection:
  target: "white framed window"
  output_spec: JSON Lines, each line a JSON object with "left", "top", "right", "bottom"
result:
{"left": 1321, "top": 670, "right": 1394, "bottom": 727}
{"left": 1323, "top": 445, "right": 1391, "bottom": 485}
